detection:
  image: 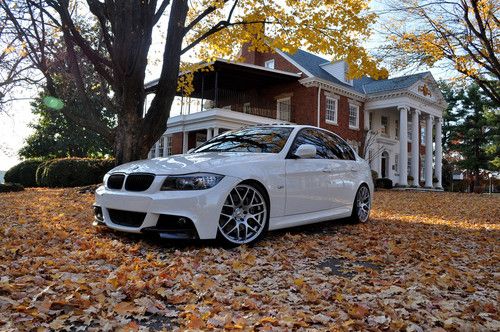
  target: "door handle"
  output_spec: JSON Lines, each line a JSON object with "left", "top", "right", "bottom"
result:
{"left": 350, "top": 166, "right": 358, "bottom": 172}
{"left": 322, "top": 167, "right": 334, "bottom": 173}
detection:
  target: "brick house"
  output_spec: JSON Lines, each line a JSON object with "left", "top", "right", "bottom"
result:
{"left": 145, "top": 46, "right": 447, "bottom": 188}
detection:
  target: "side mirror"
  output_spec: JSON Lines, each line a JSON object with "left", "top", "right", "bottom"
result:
{"left": 294, "top": 144, "right": 316, "bottom": 159}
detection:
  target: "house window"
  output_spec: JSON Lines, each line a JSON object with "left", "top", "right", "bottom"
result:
{"left": 348, "top": 104, "right": 359, "bottom": 129}
{"left": 421, "top": 125, "right": 426, "bottom": 145}
{"left": 166, "top": 136, "right": 172, "bottom": 156}
{"left": 277, "top": 97, "right": 291, "bottom": 122}
{"left": 381, "top": 116, "right": 389, "bottom": 136}
{"left": 158, "top": 137, "right": 164, "bottom": 157}
{"left": 325, "top": 97, "right": 338, "bottom": 124}
{"left": 408, "top": 121, "right": 413, "bottom": 142}
{"left": 395, "top": 119, "right": 399, "bottom": 139}
{"left": 408, "top": 157, "right": 412, "bottom": 176}
{"left": 265, "top": 59, "right": 275, "bottom": 69}
{"left": 369, "top": 112, "right": 373, "bottom": 130}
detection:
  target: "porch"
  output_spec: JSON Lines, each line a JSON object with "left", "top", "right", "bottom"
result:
{"left": 364, "top": 103, "right": 443, "bottom": 189}
{"left": 146, "top": 60, "right": 300, "bottom": 157}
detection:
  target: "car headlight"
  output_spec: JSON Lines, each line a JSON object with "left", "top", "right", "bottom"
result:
{"left": 160, "top": 173, "right": 224, "bottom": 191}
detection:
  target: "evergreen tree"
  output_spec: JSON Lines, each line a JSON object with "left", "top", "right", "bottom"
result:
{"left": 447, "top": 83, "right": 498, "bottom": 187}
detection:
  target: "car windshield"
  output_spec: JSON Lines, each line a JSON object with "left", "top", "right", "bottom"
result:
{"left": 192, "top": 127, "right": 293, "bottom": 153}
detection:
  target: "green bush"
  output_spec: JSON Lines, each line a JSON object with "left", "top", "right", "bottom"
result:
{"left": 35, "top": 159, "right": 55, "bottom": 187}
{"left": 36, "top": 158, "right": 115, "bottom": 187}
{"left": 4, "top": 159, "right": 44, "bottom": 187}
{"left": 0, "top": 182, "right": 24, "bottom": 193}
{"left": 375, "top": 178, "right": 393, "bottom": 189}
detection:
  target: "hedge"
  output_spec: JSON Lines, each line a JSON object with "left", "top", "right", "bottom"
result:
{"left": 4, "top": 159, "right": 43, "bottom": 187}
{"left": 375, "top": 178, "right": 393, "bottom": 189}
{"left": 0, "top": 182, "right": 24, "bottom": 193}
{"left": 35, "top": 158, "right": 115, "bottom": 188}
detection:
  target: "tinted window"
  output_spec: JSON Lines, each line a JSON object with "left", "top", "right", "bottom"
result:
{"left": 326, "top": 132, "right": 356, "bottom": 160}
{"left": 290, "top": 129, "right": 333, "bottom": 159}
{"left": 290, "top": 129, "right": 355, "bottom": 160}
{"left": 192, "top": 127, "right": 293, "bottom": 153}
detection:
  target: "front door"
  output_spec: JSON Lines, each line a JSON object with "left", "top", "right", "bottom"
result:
{"left": 381, "top": 153, "right": 388, "bottom": 178}
{"left": 285, "top": 128, "right": 352, "bottom": 215}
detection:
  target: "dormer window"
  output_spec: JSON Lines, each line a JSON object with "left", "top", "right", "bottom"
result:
{"left": 265, "top": 59, "right": 275, "bottom": 69}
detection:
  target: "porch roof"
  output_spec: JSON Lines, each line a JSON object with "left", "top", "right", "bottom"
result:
{"left": 145, "top": 60, "right": 301, "bottom": 98}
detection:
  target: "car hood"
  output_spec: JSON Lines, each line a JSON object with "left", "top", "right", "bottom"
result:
{"left": 109, "top": 152, "right": 278, "bottom": 176}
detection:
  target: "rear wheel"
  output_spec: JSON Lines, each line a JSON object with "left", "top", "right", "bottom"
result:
{"left": 350, "top": 185, "right": 371, "bottom": 223}
{"left": 217, "top": 183, "right": 269, "bottom": 246}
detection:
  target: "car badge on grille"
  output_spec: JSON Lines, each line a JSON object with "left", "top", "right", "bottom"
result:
{"left": 131, "top": 165, "right": 140, "bottom": 171}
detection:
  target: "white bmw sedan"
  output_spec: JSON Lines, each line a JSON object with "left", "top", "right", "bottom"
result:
{"left": 93, "top": 125, "right": 373, "bottom": 246}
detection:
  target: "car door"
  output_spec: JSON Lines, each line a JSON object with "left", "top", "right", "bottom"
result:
{"left": 323, "top": 132, "right": 359, "bottom": 207}
{"left": 284, "top": 128, "right": 345, "bottom": 215}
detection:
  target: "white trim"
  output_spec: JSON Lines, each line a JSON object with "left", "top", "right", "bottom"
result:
{"left": 275, "top": 49, "right": 313, "bottom": 76}
{"left": 300, "top": 77, "right": 366, "bottom": 101}
{"left": 324, "top": 91, "right": 340, "bottom": 99}
{"left": 165, "top": 108, "right": 293, "bottom": 135}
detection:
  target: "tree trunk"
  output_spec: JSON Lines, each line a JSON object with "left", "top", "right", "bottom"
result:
{"left": 114, "top": 111, "right": 144, "bottom": 164}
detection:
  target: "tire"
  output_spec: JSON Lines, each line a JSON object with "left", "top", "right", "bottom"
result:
{"left": 350, "top": 184, "right": 371, "bottom": 223}
{"left": 217, "top": 183, "right": 269, "bottom": 246}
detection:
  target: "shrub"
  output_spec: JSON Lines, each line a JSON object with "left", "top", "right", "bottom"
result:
{"left": 451, "top": 179, "right": 470, "bottom": 192}
{"left": 375, "top": 178, "right": 393, "bottom": 189}
{"left": 0, "top": 183, "right": 24, "bottom": 193}
{"left": 371, "top": 170, "right": 378, "bottom": 180}
{"left": 36, "top": 158, "right": 115, "bottom": 188}
{"left": 4, "top": 159, "right": 44, "bottom": 187}
{"left": 36, "top": 159, "right": 56, "bottom": 187}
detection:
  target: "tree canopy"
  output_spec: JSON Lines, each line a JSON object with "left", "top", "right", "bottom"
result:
{"left": 1, "top": 0, "right": 387, "bottom": 164}
{"left": 380, "top": 0, "right": 500, "bottom": 105}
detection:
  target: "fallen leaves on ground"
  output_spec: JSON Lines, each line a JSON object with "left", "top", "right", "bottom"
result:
{"left": 0, "top": 188, "right": 498, "bottom": 331}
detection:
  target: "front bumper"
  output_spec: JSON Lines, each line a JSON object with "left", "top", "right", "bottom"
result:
{"left": 93, "top": 175, "right": 241, "bottom": 239}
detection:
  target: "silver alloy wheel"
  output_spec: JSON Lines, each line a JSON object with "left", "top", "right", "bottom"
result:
{"left": 218, "top": 184, "right": 268, "bottom": 244}
{"left": 356, "top": 186, "right": 371, "bottom": 222}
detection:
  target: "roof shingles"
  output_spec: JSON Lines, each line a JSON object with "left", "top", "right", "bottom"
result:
{"left": 283, "top": 49, "right": 430, "bottom": 95}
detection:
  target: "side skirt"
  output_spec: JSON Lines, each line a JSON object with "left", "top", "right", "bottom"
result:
{"left": 269, "top": 206, "right": 352, "bottom": 231}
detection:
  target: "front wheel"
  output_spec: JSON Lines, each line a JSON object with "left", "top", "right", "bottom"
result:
{"left": 350, "top": 185, "right": 371, "bottom": 223}
{"left": 217, "top": 183, "right": 269, "bottom": 246}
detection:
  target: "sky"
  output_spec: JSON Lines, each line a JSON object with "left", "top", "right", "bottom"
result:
{"left": 0, "top": 0, "right": 450, "bottom": 171}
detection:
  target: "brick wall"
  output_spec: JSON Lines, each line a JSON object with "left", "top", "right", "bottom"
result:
{"left": 171, "top": 133, "right": 183, "bottom": 155}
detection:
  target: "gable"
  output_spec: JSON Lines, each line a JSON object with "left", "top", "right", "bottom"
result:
{"left": 408, "top": 74, "right": 446, "bottom": 105}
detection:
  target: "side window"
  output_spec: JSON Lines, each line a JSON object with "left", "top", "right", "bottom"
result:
{"left": 327, "top": 133, "right": 356, "bottom": 160}
{"left": 291, "top": 129, "right": 331, "bottom": 159}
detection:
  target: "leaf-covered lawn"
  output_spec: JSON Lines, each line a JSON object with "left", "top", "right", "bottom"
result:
{"left": 0, "top": 189, "right": 498, "bottom": 331}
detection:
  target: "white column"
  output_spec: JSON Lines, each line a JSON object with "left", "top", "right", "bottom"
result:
{"left": 182, "top": 131, "right": 189, "bottom": 153}
{"left": 213, "top": 127, "right": 219, "bottom": 137}
{"left": 398, "top": 106, "right": 409, "bottom": 186}
{"left": 425, "top": 115, "right": 434, "bottom": 187}
{"left": 162, "top": 136, "right": 168, "bottom": 157}
{"left": 435, "top": 117, "right": 443, "bottom": 188}
{"left": 364, "top": 110, "right": 370, "bottom": 130}
{"left": 207, "top": 128, "right": 213, "bottom": 141}
{"left": 411, "top": 110, "right": 420, "bottom": 187}
{"left": 154, "top": 141, "right": 160, "bottom": 158}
